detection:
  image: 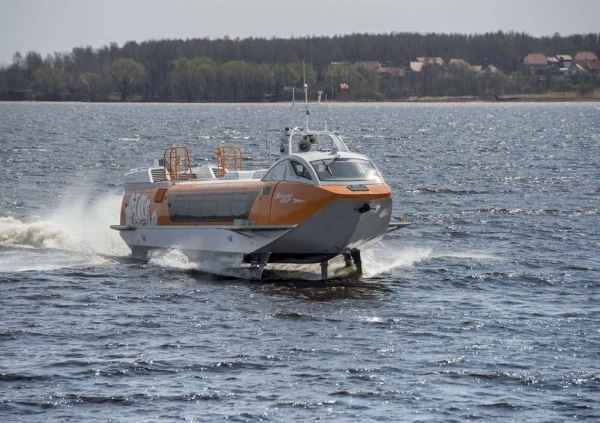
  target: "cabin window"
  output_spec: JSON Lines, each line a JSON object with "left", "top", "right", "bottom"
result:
{"left": 290, "top": 161, "right": 312, "bottom": 180}
{"left": 169, "top": 191, "right": 259, "bottom": 222}
{"left": 262, "top": 161, "right": 288, "bottom": 181}
{"left": 310, "top": 158, "right": 382, "bottom": 182}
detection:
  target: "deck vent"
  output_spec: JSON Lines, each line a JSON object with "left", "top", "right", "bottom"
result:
{"left": 151, "top": 168, "right": 166, "bottom": 182}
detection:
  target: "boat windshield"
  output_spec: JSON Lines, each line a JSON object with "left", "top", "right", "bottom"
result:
{"left": 310, "top": 158, "right": 382, "bottom": 182}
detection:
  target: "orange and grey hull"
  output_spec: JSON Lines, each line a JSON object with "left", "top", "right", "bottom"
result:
{"left": 112, "top": 180, "right": 392, "bottom": 279}
{"left": 250, "top": 197, "right": 391, "bottom": 263}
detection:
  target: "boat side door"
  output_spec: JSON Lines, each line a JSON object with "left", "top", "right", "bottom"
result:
{"left": 249, "top": 161, "right": 288, "bottom": 225}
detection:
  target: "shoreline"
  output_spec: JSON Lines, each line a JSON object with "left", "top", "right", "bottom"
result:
{"left": 403, "top": 93, "right": 600, "bottom": 103}
{"left": 1, "top": 94, "right": 599, "bottom": 105}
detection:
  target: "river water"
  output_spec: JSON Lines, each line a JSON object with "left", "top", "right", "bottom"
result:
{"left": 0, "top": 102, "right": 599, "bottom": 421}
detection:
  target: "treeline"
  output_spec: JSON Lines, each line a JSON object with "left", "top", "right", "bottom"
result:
{"left": 0, "top": 31, "right": 599, "bottom": 101}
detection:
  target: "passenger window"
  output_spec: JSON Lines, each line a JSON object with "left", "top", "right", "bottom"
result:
{"left": 169, "top": 192, "right": 259, "bottom": 221}
{"left": 263, "top": 162, "right": 288, "bottom": 181}
{"left": 291, "top": 161, "right": 312, "bottom": 180}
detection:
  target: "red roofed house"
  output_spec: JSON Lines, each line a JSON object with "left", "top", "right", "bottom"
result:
{"left": 567, "top": 51, "right": 600, "bottom": 81}
{"left": 574, "top": 51, "right": 598, "bottom": 62}
{"left": 552, "top": 55, "right": 573, "bottom": 75}
{"left": 568, "top": 59, "right": 600, "bottom": 79}
{"left": 555, "top": 54, "right": 573, "bottom": 68}
{"left": 523, "top": 53, "right": 548, "bottom": 74}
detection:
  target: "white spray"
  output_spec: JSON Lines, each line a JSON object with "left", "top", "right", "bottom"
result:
{"left": 0, "top": 191, "right": 129, "bottom": 272}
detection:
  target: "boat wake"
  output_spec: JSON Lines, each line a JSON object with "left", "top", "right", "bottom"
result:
{"left": 148, "top": 248, "right": 253, "bottom": 279}
{"left": 0, "top": 192, "right": 128, "bottom": 272}
{"left": 362, "top": 245, "right": 433, "bottom": 277}
{"left": 148, "top": 248, "right": 198, "bottom": 271}
{"left": 144, "top": 242, "right": 501, "bottom": 280}
{"left": 0, "top": 190, "right": 500, "bottom": 278}
{"left": 363, "top": 241, "right": 501, "bottom": 278}
{"left": 0, "top": 217, "right": 67, "bottom": 250}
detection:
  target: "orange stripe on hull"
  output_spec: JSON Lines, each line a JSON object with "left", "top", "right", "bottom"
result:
{"left": 250, "top": 182, "right": 392, "bottom": 226}
{"left": 121, "top": 182, "right": 391, "bottom": 228}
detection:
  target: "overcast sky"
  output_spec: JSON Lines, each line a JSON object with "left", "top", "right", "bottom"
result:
{"left": 1, "top": 0, "right": 599, "bottom": 65}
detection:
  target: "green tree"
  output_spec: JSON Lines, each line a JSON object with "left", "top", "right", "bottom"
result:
{"left": 111, "top": 58, "right": 146, "bottom": 100}
{"left": 33, "top": 66, "right": 68, "bottom": 100}
{"left": 80, "top": 72, "right": 103, "bottom": 101}
{"left": 2, "top": 31, "right": 600, "bottom": 102}
{"left": 421, "top": 64, "right": 444, "bottom": 96}
{"left": 24, "top": 51, "right": 43, "bottom": 79}
{"left": 271, "top": 63, "right": 301, "bottom": 99}
{"left": 479, "top": 70, "right": 506, "bottom": 98}
{"left": 167, "top": 57, "right": 216, "bottom": 102}
{"left": 220, "top": 61, "right": 249, "bottom": 101}
{"left": 0, "top": 65, "right": 29, "bottom": 99}
{"left": 351, "top": 68, "right": 382, "bottom": 100}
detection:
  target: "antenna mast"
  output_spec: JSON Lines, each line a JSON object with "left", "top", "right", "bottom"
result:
{"left": 317, "top": 90, "right": 329, "bottom": 131}
{"left": 303, "top": 60, "right": 309, "bottom": 131}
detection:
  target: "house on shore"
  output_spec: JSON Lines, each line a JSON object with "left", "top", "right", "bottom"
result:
{"left": 551, "top": 55, "right": 574, "bottom": 76}
{"left": 555, "top": 54, "right": 573, "bottom": 69}
{"left": 567, "top": 52, "right": 599, "bottom": 81}
{"left": 352, "top": 61, "right": 406, "bottom": 78}
{"left": 574, "top": 51, "right": 598, "bottom": 62}
{"left": 408, "top": 57, "right": 445, "bottom": 73}
{"left": 568, "top": 59, "right": 600, "bottom": 80}
{"left": 409, "top": 61, "right": 424, "bottom": 72}
{"left": 523, "top": 53, "right": 548, "bottom": 74}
